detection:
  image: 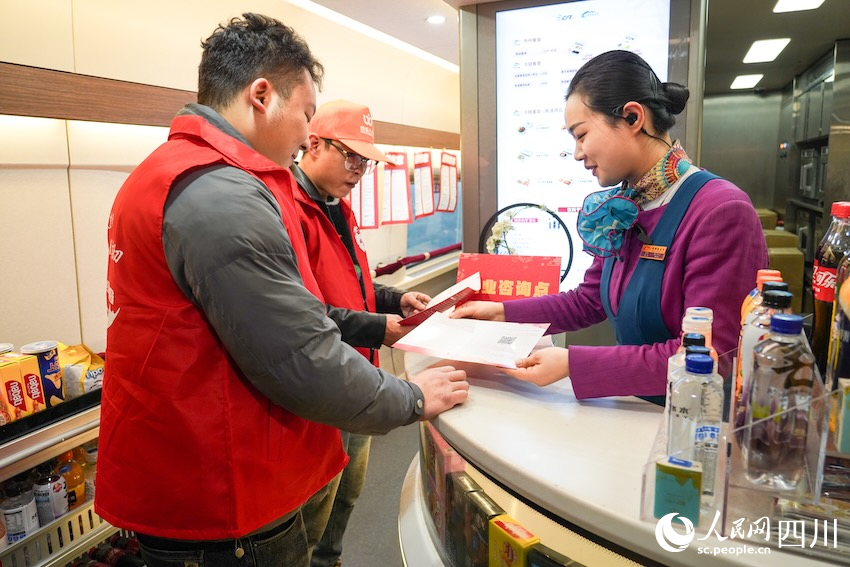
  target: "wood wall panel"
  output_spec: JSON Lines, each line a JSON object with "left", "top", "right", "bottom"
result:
{"left": 0, "top": 62, "right": 459, "bottom": 148}
{"left": 0, "top": 63, "right": 195, "bottom": 127}
{"left": 373, "top": 120, "right": 460, "bottom": 150}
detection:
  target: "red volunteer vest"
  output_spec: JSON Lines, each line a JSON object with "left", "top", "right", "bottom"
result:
{"left": 96, "top": 115, "right": 346, "bottom": 539}
{"left": 294, "top": 188, "right": 379, "bottom": 365}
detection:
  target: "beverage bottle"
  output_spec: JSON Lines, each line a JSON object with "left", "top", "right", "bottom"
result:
{"left": 827, "top": 253, "right": 850, "bottom": 392}
{"left": 681, "top": 315, "right": 718, "bottom": 366}
{"left": 744, "top": 314, "right": 817, "bottom": 490}
{"left": 660, "top": 334, "right": 706, "bottom": 451}
{"left": 692, "top": 361, "right": 724, "bottom": 512}
{"left": 1, "top": 481, "right": 40, "bottom": 543}
{"left": 742, "top": 281, "right": 789, "bottom": 327}
{"left": 668, "top": 345, "right": 713, "bottom": 407}
{"left": 110, "top": 534, "right": 141, "bottom": 554}
{"left": 733, "top": 290, "right": 794, "bottom": 443}
{"left": 685, "top": 306, "right": 713, "bottom": 322}
{"left": 668, "top": 353, "right": 716, "bottom": 459}
{"left": 89, "top": 544, "right": 146, "bottom": 567}
{"left": 55, "top": 450, "right": 85, "bottom": 510}
{"left": 740, "top": 269, "right": 782, "bottom": 324}
{"left": 825, "top": 254, "right": 850, "bottom": 443}
{"left": 72, "top": 446, "right": 89, "bottom": 473}
{"left": 665, "top": 333, "right": 706, "bottom": 408}
{"left": 89, "top": 545, "right": 126, "bottom": 566}
{"left": 9, "top": 472, "right": 35, "bottom": 497}
{"left": 0, "top": 513, "right": 8, "bottom": 551}
{"left": 33, "top": 462, "right": 67, "bottom": 525}
{"left": 83, "top": 441, "right": 98, "bottom": 503}
{"left": 734, "top": 282, "right": 790, "bottom": 417}
{"left": 812, "top": 202, "right": 850, "bottom": 376}
{"left": 114, "top": 552, "right": 146, "bottom": 567}
{"left": 72, "top": 560, "right": 110, "bottom": 567}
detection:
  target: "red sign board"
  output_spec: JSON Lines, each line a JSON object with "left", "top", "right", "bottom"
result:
{"left": 456, "top": 253, "right": 560, "bottom": 302}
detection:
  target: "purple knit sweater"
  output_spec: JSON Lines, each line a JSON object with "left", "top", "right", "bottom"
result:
{"left": 504, "top": 177, "right": 768, "bottom": 399}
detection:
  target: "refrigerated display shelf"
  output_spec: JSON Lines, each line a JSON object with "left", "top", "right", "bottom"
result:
{"left": 0, "top": 405, "right": 100, "bottom": 485}
{"left": 0, "top": 499, "right": 117, "bottom": 567}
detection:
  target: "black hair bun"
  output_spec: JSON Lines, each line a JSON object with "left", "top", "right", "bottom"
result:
{"left": 662, "top": 82, "right": 689, "bottom": 115}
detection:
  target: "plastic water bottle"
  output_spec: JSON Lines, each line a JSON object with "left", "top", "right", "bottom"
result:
{"left": 744, "top": 314, "right": 817, "bottom": 491}
{"left": 665, "top": 333, "right": 706, "bottom": 407}
{"left": 1, "top": 482, "right": 40, "bottom": 543}
{"left": 694, "top": 361, "right": 724, "bottom": 512}
{"left": 668, "top": 354, "right": 717, "bottom": 460}
{"left": 733, "top": 290, "right": 793, "bottom": 445}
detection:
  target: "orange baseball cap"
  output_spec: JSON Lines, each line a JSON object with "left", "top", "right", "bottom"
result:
{"left": 310, "top": 100, "right": 391, "bottom": 163}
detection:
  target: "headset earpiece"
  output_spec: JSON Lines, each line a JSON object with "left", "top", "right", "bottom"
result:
{"left": 625, "top": 113, "right": 637, "bottom": 125}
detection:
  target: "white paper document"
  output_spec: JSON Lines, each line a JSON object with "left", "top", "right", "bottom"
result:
{"left": 394, "top": 311, "right": 549, "bottom": 368}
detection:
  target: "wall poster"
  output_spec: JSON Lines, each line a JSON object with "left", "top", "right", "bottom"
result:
{"left": 496, "top": 0, "right": 671, "bottom": 292}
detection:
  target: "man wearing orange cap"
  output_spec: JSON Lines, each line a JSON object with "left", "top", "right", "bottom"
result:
{"left": 291, "top": 100, "right": 427, "bottom": 567}
{"left": 100, "top": 14, "right": 469, "bottom": 567}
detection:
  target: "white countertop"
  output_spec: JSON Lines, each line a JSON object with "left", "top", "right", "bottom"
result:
{"left": 405, "top": 351, "right": 825, "bottom": 566}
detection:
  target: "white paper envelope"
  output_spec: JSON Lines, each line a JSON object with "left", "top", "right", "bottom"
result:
{"left": 394, "top": 311, "right": 549, "bottom": 368}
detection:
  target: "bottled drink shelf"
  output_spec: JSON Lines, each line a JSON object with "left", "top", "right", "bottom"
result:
{"left": 0, "top": 498, "right": 117, "bottom": 567}
{"left": 0, "top": 405, "right": 100, "bottom": 485}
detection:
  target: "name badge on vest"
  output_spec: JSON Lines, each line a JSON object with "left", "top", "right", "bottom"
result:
{"left": 640, "top": 244, "right": 667, "bottom": 261}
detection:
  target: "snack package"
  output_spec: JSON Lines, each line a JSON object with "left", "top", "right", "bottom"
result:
{"left": 425, "top": 422, "right": 465, "bottom": 545}
{"left": 447, "top": 471, "right": 482, "bottom": 567}
{"left": 489, "top": 515, "right": 540, "bottom": 567}
{"left": 467, "top": 491, "right": 504, "bottom": 567}
{"left": 0, "top": 353, "right": 46, "bottom": 413}
{"left": 58, "top": 343, "right": 105, "bottom": 399}
{"left": 0, "top": 359, "right": 30, "bottom": 423}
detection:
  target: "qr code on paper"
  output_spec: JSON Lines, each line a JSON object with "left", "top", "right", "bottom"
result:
{"left": 497, "top": 336, "right": 516, "bottom": 345}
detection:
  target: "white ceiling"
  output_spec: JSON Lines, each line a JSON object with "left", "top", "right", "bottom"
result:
{"left": 310, "top": 0, "right": 850, "bottom": 95}
{"left": 308, "top": 0, "right": 461, "bottom": 64}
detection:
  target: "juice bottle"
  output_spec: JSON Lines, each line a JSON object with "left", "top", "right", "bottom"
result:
{"left": 740, "top": 269, "right": 782, "bottom": 324}
{"left": 733, "top": 290, "right": 794, "bottom": 446}
{"left": 54, "top": 450, "right": 85, "bottom": 510}
{"left": 72, "top": 446, "right": 89, "bottom": 473}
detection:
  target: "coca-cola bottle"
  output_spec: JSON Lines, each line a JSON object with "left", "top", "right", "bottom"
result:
{"left": 812, "top": 202, "right": 850, "bottom": 376}
{"left": 827, "top": 255, "right": 850, "bottom": 390}
{"left": 88, "top": 545, "right": 146, "bottom": 567}
{"left": 72, "top": 559, "right": 110, "bottom": 567}
{"left": 826, "top": 254, "right": 850, "bottom": 444}
{"left": 109, "top": 534, "right": 140, "bottom": 555}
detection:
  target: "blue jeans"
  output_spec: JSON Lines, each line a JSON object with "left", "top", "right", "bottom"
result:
{"left": 303, "top": 432, "right": 371, "bottom": 567}
{"left": 137, "top": 512, "right": 308, "bottom": 567}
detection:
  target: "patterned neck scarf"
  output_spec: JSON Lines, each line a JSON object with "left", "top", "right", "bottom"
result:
{"left": 623, "top": 141, "right": 692, "bottom": 206}
{"left": 576, "top": 141, "right": 692, "bottom": 259}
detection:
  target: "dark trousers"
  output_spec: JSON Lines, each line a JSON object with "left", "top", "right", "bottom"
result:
{"left": 137, "top": 512, "right": 307, "bottom": 567}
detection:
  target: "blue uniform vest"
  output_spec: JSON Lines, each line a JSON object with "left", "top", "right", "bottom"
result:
{"left": 600, "top": 170, "right": 717, "bottom": 405}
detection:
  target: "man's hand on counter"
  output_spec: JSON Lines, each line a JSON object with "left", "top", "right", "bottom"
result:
{"left": 503, "top": 346, "right": 569, "bottom": 387}
{"left": 450, "top": 300, "right": 506, "bottom": 321}
{"left": 409, "top": 365, "right": 469, "bottom": 419}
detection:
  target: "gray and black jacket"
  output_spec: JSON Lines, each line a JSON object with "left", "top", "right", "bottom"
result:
{"left": 160, "top": 104, "right": 424, "bottom": 435}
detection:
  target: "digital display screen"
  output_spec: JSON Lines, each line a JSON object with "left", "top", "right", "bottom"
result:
{"left": 496, "top": 0, "right": 672, "bottom": 292}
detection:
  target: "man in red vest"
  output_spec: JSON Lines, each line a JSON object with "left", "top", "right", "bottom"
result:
{"left": 97, "top": 13, "right": 468, "bottom": 567}
{"left": 291, "top": 100, "right": 427, "bottom": 567}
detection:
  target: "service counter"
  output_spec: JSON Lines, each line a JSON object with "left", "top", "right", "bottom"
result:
{"left": 398, "top": 350, "right": 824, "bottom": 566}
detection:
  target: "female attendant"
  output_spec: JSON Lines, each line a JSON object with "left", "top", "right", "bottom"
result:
{"left": 454, "top": 50, "right": 767, "bottom": 400}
